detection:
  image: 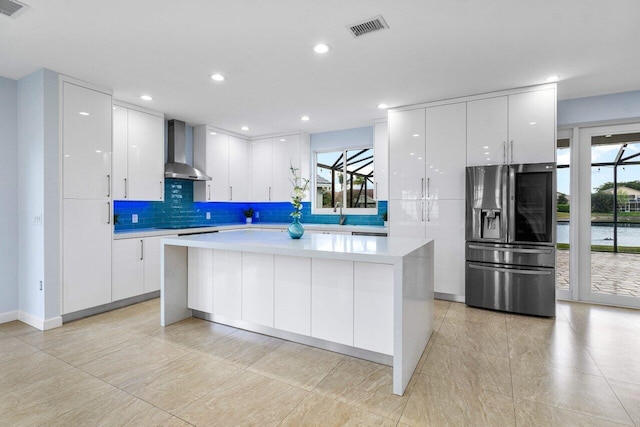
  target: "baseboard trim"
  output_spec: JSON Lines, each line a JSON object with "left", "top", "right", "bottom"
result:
{"left": 17, "top": 311, "right": 63, "bottom": 331}
{"left": 62, "top": 291, "right": 160, "bottom": 323}
{"left": 0, "top": 310, "right": 19, "bottom": 324}
{"left": 435, "top": 292, "right": 465, "bottom": 303}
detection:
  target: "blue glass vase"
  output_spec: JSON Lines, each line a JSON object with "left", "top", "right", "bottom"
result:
{"left": 288, "top": 217, "right": 305, "bottom": 239}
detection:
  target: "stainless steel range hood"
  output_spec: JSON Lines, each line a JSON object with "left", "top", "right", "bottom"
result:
{"left": 165, "top": 119, "right": 211, "bottom": 181}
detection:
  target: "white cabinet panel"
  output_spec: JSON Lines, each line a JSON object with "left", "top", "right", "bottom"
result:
{"left": 112, "top": 238, "right": 144, "bottom": 302}
{"left": 389, "top": 200, "right": 426, "bottom": 239}
{"left": 425, "top": 103, "right": 467, "bottom": 200}
{"left": 112, "top": 105, "right": 128, "bottom": 200}
{"left": 374, "top": 122, "right": 389, "bottom": 200}
{"left": 274, "top": 255, "right": 311, "bottom": 336}
{"left": 467, "top": 96, "right": 508, "bottom": 167}
{"left": 425, "top": 199, "right": 465, "bottom": 296}
{"left": 187, "top": 247, "right": 214, "bottom": 313}
{"left": 389, "top": 109, "right": 426, "bottom": 200}
{"left": 311, "top": 258, "right": 353, "bottom": 346}
{"left": 229, "top": 136, "right": 250, "bottom": 201}
{"left": 354, "top": 262, "right": 394, "bottom": 355}
{"left": 127, "top": 109, "right": 165, "bottom": 201}
{"left": 144, "top": 235, "right": 173, "bottom": 293}
{"left": 62, "top": 82, "right": 112, "bottom": 199}
{"left": 508, "top": 88, "right": 556, "bottom": 164}
{"left": 63, "top": 199, "right": 112, "bottom": 314}
{"left": 250, "top": 138, "right": 273, "bottom": 201}
{"left": 213, "top": 250, "right": 242, "bottom": 319}
{"left": 242, "top": 252, "right": 274, "bottom": 327}
{"left": 272, "top": 134, "right": 300, "bottom": 201}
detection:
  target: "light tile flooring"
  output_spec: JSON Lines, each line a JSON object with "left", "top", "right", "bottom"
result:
{"left": 1, "top": 299, "right": 640, "bottom": 426}
{"left": 557, "top": 249, "right": 640, "bottom": 297}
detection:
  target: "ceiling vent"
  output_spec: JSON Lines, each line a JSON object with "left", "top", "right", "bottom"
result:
{"left": 348, "top": 15, "right": 389, "bottom": 38}
{"left": 0, "top": 0, "right": 28, "bottom": 18}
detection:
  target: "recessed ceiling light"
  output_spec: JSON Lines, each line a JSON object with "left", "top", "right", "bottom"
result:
{"left": 140, "top": 95, "right": 153, "bottom": 101}
{"left": 412, "top": 134, "right": 420, "bottom": 137}
{"left": 301, "top": 115, "right": 310, "bottom": 121}
{"left": 377, "top": 103, "right": 389, "bottom": 109}
{"left": 112, "top": 107, "right": 116, "bottom": 110}
{"left": 79, "top": 112, "right": 90, "bottom": 116}
{"left": 210, "top": 132, "right": 217, "bottom": 135}
{"left": 211, "top": 74, "right": 225, "bottom": 81}
{"left": 313, "top": 43, "right": 330, "bottom": 54}
{"left": 484, "top": 152, "right": 490, "bottom": 155}
{"left": 483, "top": 146, "right": 489, "bottom": 149}
{"left": 410, "top": 152, "right": 414, "bottom": 156}
{"left": 95, "top": 150, "right": 102, "bottom": 153}
{"left": 241, "top": 126, "right": 249, "bottom": 131}
{"left": 280, "top": 138, "right": 286, "bottom": 142}
{"left": 546, "top": 75, "right": 560, "bottom": 82}
{"left": 605, "top": 134, "right": 612, "bottom": 138}
{"left": 529, "top": 121, "right": 537, "bottom": 125}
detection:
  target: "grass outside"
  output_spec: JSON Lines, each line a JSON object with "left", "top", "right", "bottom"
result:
{"left": 557, "top": 211, "right": 640, "bottom": 223}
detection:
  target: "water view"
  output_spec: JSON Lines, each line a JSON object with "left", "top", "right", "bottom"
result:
{"left": 557, "top": 222, "right": 640, "bottom": 247}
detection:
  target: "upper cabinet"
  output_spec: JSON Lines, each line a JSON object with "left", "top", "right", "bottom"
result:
{"left": 193, "top": 126, "right": 249, "bottom": 202}
{"left": 467, "top": 87, "right": 556, "bottom": 166}
{"left": 112, "top": 102, "right": 165, "bottom": 201}
{"left": 250, "top": 133, "right": 310, "bottom": 202}
{"left": 373, "top": 122, "right": 388, "bottom": 201}
{"left": 388, "top": 109, "right": 426, "bottom": 200}
{"left": 62, "top": 82, "right": 112, "bottom": 199}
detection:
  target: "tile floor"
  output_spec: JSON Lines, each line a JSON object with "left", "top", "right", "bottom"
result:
{"left": 1, "top": 298, "right": 639, "bottom": 426}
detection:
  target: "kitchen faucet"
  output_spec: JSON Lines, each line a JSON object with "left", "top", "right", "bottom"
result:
{"left": 333, "top": 202, "right": 345, "bottom": 225}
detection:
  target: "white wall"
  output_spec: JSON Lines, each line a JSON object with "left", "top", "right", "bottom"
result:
{"left": 0, "top": 76, "right": 18, "bottom": 318}
{"left": 558, "top": 90, "right": 640, "bottom": 127}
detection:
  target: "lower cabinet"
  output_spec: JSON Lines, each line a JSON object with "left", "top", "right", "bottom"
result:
{"left": 112, "top": 235, "right": 176, "bottom": 303}
{"left": 187, "top": 248, "right": 214, "bottom": 313}
{"left": 354, "top": 262, "right": 394, "bottom": 355}
{"left": 242, "top": 253, "right": 274, "bottom": 327}
{"left": 274, "top": 255, "right": 311, "bottom": 335}
{"left": 311, "top": 258, "right": 354, "bottom": 346}
{"left": 212, "top": 250, "right": 242, "bottom": 319}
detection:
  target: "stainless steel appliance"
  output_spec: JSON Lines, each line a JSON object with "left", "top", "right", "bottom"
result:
{"left": 465, "top": 163, "right": 556, "bottom": 317}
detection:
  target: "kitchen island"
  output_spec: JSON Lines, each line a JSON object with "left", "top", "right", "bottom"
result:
{"left": 160, "top": 229, "right": 434, "bottom": 395}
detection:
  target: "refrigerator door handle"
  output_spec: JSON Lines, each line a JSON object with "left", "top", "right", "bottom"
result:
{"left": 468, "top": 263, "right": 552, "bottom": 276}
{"left": 467, "top": 245, "right": 553, "bottom": 255}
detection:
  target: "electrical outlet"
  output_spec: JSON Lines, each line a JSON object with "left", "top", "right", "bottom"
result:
{"left": 33, "top": 213, "right": 42, "bottom": 226}
{"left": 206, "top": 212, "right": 211, "bottom": 220}
{"left": 132, "top": 214, "right": 138, "bottom": 224}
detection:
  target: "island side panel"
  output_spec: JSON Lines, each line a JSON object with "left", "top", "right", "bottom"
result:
{"left": 160, "top": 243, "right": 192, "bottom": 326}
{"left": 393, "top": 240, "right": 434, "bottom": 395}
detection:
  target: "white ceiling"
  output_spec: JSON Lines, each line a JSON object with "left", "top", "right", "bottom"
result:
{"left": 1, "top": 0, "right": 639, "bottom": 136}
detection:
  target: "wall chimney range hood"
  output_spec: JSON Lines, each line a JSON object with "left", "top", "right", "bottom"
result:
{"left": 165, "top": 119, "right": 211, "bottom": 181}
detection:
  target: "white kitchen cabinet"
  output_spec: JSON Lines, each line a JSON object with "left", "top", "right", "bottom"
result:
{"left": 242, "top": 252, "right": 274, "bottom": 327}
{"left": 389, "top": 109, "right": 426, "bottom": 200}
{"left": 354, "top": 262, "right": 394, "bottom": 355}
{"left": 112, "top": 238, "right": 144, "bottom": 302}
{"left": 228, "top": 135, "right": 250, "bottom": 201}
{"left": 144, "top": 235, "right": 173, "bottom": 293}
{"left": 212, "top": 250, "right": 242, "bottom": 319}
{"left": 274, "top": 255, "right": 311, "bottom": 336}
{"left": 62, "top": 82, "right": 112, "bottom": 200}
{"left": 187, "top": 247, "right": 214, "bottom": 313}
{"left": 194, "top": 127, "right": 249, "bottom": 202}
{"left": 250, "top": 138, "right": 275, "bottom": 202}
{"left": 63, "top": 199, "right": 112, "bottom": 314}
{"left": 112, "top": 103, "right": 164, "bottom": 201}
{"left": 425, "top": 199, "right": 465, "bottom": 296}
{"left": 374, "top": 121, "right": 389, "bottom": 200}
{"left": 467, "top": 88, "right": 556, "bottom": 166}
{"left": 311, "top": 258, "right": 353, "bottom": 346}
{"left": 425, "top": 103, "right": 467, "bottom": 200}
{"left": 508, "top": 88, "right": 556, "bottom": 164}
{"left": 389, "top": 200, "right": 426, "bottom": 239}
{"left": 466, "top": 96, "right": 509, "bottom": 167}
{"left": 250, "top": 134, "right": 311, "bottom": 202}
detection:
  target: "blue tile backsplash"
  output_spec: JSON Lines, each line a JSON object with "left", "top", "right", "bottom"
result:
{"left": 114, "top": 179, "right": 387, "bottom": 231}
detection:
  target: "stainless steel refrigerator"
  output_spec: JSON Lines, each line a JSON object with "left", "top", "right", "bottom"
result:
{"left": 465, "top": 163, "right": 556, "bottom": 317}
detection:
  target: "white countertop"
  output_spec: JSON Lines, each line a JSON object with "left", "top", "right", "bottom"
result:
{"left": 162, "top": 229, "right": 429, "bottom": 264}
{"left": 114, "top": 222, "right": 387, "bottom": 240}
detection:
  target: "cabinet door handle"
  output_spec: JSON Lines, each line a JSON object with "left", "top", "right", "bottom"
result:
{"left": 229, "top": 186, "right": 233, "bottom": 201}
{"left": 427, "top": 202, "right": 431, "bottom": 222}
{"left": 107, "top": 174, "right": 111, "bottom": 197}
{"left": 159, "top": 181, "right": 163, "bottom": 199}
{"left": 421, "top": 201, "right": 425, "bottom": 222}
{"left": 503, "top": 142, "right": 506, "bottom": 164}
{"left": 140, "top": 239, "right": 144, "bottom": 260}
{"left": 207, "top": 184, "right": 211, "bottom": 201}
{"left": 427, "top": 178, "right": 430, "bottom": 198}
{"left": 421, "top": 178, "right": 425, "bottom": 199}
{"left": 124, "top": 178, "right": 128, "bottom": 199}
{"left": 107, "top": 202, "right": 111, "bottom": 224}
{"left": 510, "top": 140, "right": 514, "bottom": 164}
{"left": 269, "top": 186, "right": 272, "bottom": 201}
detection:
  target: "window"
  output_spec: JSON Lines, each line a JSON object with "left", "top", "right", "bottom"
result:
{"left": 313, "top": 148, "right": 377, "bottom": 214}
